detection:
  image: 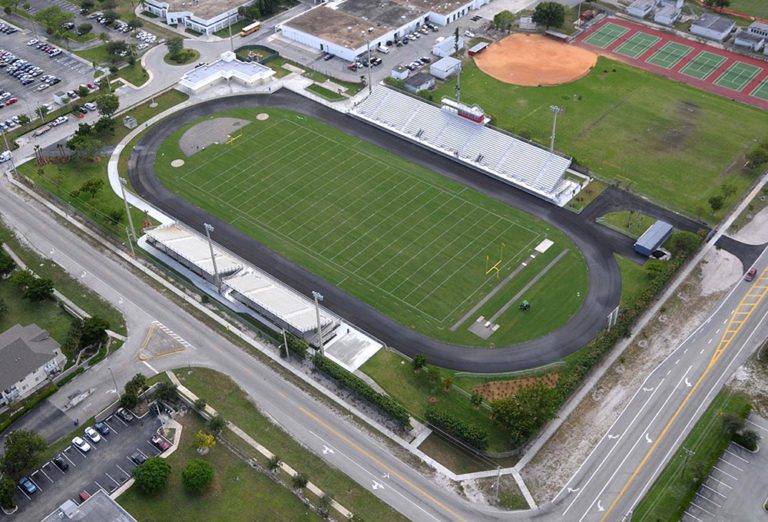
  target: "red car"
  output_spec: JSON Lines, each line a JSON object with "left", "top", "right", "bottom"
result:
{"left": 78, "top": 490, "right": 90, "bottom": 502}
{"left": 6, "top": 97, "right": 17, "bottom": 105}
{"left": 745, "top": 267, "right": 757, "bottom": 282}
{"left": 151, "top": 434, "right": 170, "bottom": 451}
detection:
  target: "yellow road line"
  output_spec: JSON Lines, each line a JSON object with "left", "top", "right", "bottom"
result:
{"left": 601, "top": 268, "right": 768, "bottom": 521}
{"left": 299, "top": 406, "right": 465, "bottom": 521}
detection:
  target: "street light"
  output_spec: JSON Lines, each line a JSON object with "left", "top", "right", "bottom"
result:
{"left": 549, "top": 105, "right": 564, "bottom": 153}
{"left": 119, "top": 177, "right": 137, "bottom": 257}
{"left": 203, "top": 223, "right": 222, "bottom": 293}
{"left": 1, "top": 127, "right": 17, "bottom": 176}
{"left": 108, "top": 367, "right": 119, "bottom": 394}
{"left": 361, "top": 31, "right": 372, "bottom": 96}
{"left": 312, "top": 291, "right": 325, "bottom": 356}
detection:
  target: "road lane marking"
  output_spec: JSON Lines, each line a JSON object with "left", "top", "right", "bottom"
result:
{"left": 600, "top": 267, "right": 768, "bottom": 520}
{"left": 142, "top": 360, "right": 159, "bottom": 374}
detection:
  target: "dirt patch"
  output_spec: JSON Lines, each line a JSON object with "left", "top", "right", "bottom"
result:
{"left": 699, "top": 248, "right": 742, "bottom": 296}
{"left": 522, "top": 259, "right": 733, "bottom": 501}
{"left": 729, "top": 356, "right": 768, "bottom": 415}
{"left": 475, "top": 34, "right": 597, "bottom": 87}
{"left": 654, "top": 101, "right": 699, "bottom": 153}
{"left": 732, "top": 205, "right": 768, "bottom": 245}
{"left": 473, "top": 374, "right": 559, "bottom": 401}
{"left": 179, "top": 117, "right": 250, "bottom": 157}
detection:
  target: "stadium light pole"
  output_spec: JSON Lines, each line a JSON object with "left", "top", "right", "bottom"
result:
{"left": 227, "top": 0, "right": 235, "bottom": 52}
{"left": 119, "top": 177, "right": 137, "bottom": 257}
{"left": 312, "top": 291, "right": 325, "bottom": 356}
{"left": 549, "top": 105, "right": 564, "bottom": 153}
{"left": 203, "top": 223, "right": 223, "bottom": 293}
{"left": 362, "top": 31, "right": 372, "bottom": 95}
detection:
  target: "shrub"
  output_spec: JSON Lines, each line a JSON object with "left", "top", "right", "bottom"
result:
{"left": 285, "top": 333, "right": 309, "bottom": 359}
{"left": 267, "top": 455, "right": 281, "bottom": 471}
{"left": 0, "top": 478, "right": 15, "bottom": 510}
{"left": 412, "top": 354, "right": 426, "bottom": 371}
{"left": 425, "top": 407, "right": 488, "bottom": 450}
{"left": 133, "top": 457, "right": 172, "bottom": 493}
{"left": 207, "top": 415, "right": 226, "bottom": 434}
{"left": 292, "top": 472, "right": 308, "bottom": 490}
{"left": 312, "top": 354, "right": 410, "bottom": 427}
{"left": 182, "top": 459, "right": 213, "bottom": 492}
{"left": 194, "top": 398, "right": 207, "bottom": 410}
{"left": 733, "top": 429, "right": 760, "bottom": 451}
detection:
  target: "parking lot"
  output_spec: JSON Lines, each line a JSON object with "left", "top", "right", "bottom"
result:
{"left": 13, "top": 408, "right": 171, "bottom": 521}
{"left": 0, "top": 21, "right": 93, "bottom": 125}
{"left": 682, "top": 415, "right": 768, "bottom": 522}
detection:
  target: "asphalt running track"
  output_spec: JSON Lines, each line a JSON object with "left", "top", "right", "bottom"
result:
{"left": 576, "top": 17, "right": 768, "bottom": 111}
{"left": 128, "top": 91, "right": 622, "bottom": 373}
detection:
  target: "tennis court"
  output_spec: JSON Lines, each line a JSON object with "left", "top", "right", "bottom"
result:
{"left": 715, "top": 61, "right": 762, "bottom": 92}
{"left": 646, "top": 42, "right": 693, "bottom": 69}
{"left": 680, "top": 51, "right": 726, "bottom": 80}
{"left": 751, "top": 77, "right": 768, "bottom": 101}
{"left": 582, "top": 22, "right": 628, "bottom": 49}
{"left": 614, "top": 32, "right": 660, "bottom": 59}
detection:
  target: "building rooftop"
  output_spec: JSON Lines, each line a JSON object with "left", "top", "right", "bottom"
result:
{"left": 735, "top": 28, "right": 766, "bottom": 43}
{"left": 285, "top": 6, "right": 390, "bottom": 51}
{"left": 405, "top": 72, "right": 433, "bottom": 87}
{"left": 628, "top": 0, "right": 655, "bottom": 10}
{"left": 156, "top": 0, "right": 249, "bottom": 20}
{"left": 180, "top": 51, "right": 274, "bottom": 90}
{"left": 635, "top": 220, "right": 673, "bottom": 252}
{"left": 748, "top": 21, "right": 768, "bottom": 33}
{"left": 431, "top": 55, "right": 461, "bottom": 71}
{"left": 42, "top": 489, "right": 136, "bottom": 522}
{"left": 0, "top": 324, "right": 60, "bottom": 391}
{"left": 692, "top": 13, "right": 735, "bottom": 33}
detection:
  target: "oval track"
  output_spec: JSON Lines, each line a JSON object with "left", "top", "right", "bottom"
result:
{"left": 128, "top": 91, "right": 621, "bottom": 372}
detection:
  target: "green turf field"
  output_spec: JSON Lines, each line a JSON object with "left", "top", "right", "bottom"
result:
{"left": 715, "top": 61, "right": 761, "bottom": 91}
{"left": 679, "top": 51, "right": 725, "bottom": 80}
{"left": 728, "top": 0, "right": 768, "bottom": 18}
{"left": 751, "top": 78, "right": 768, "bottom": 101}
{"left": 155, "top": 108, "right": 587, "bottom": 347}
{"left": 434, "top": 56, "right": 764, "bottom": 220}
{"left": 583, "top": 23, "right": 628, "bottom": 48}
{"left": 645, "top": 41, "right": 692, "bottom": 69}
{"left": 614, "top": 32, "right": 660, "bottom": 59}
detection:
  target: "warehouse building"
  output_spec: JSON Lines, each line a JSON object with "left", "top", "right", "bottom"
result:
{"left": 634, "top": 220, "right": 673, "bottom": 257}
{"left": 430, "top": 55, "right": 461, "bottom": 79}
{"left": 278, "top": 0, "right": 487, "bottom": 62}
{"left": 143, "top": 0, "right": 251, "bottom": 35}
{"left": 690, "top": 13, "right": 735, "bottom": 42}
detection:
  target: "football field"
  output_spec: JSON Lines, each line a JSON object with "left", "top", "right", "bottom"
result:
{"left": 155, "top": 108, "right": 587, "bottom": 346}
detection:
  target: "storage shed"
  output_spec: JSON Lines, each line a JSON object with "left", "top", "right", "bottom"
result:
{"left": 430, "top": 56, "right": 462, "bottom": 80}
{"left": 634, "top": 220, "right": 673, "bottom": 257}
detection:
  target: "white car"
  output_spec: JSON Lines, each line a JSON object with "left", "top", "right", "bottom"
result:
{"left": 72, "top": 436, "right": 92, "bottom": 452}
{"left": 0, "top": 151, "right": 11, "bottom": 163}
{"left": 464, "top": 30, "right": 475, "bottom": 38}
{"left": 27, "top": 39, "right": 38, "bottom": 46}
{"left": 84, "top": 426, "right": 101, "bottom": 443}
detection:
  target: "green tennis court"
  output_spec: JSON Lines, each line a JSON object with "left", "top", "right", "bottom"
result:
{"left": 583, "top": 23, "right": 629, "bottom": 49}
{"left": 750, "top": 77, "right": 768, "bottom": 101}
{"left": 614, "top": 32, "right": 660, "bottom": 59}
{"left": 715, "top": 61, "right": 761, "bottom": 92}
{"left": 680, "top": 51, "right": 726, "bottom": 80}
{"left": 645, "top": 42, "right": 693, "bottom": 69}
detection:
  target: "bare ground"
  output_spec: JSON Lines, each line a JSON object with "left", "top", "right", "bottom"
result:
{"left": 732, "top": 205, "right": 768, "bottom": 245}
{"left": 521, "top": 249, "right": 742, "bottom": 501}
{"left": 179, "top": 117, "right": 250, "bottom": 156}
{"left": 728, "top": 353, "right": 768, "bottom": 416}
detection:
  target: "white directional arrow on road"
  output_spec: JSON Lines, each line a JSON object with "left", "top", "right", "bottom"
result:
{"left": 372, "top": 481, "right": 384, "bottom": 490}
{"left": 642, "top": 387, "right": 654, "bottom": 392}
{"left": 597, "top": 500, "right": 605, "bottom": 512}
{"left": 322, "top": 445, "right": 334, "bottom": 455}
{"left": 607, "top": 434, "right": 619, "bottom": 440}
{"left": 381, "top": 473, "right": 390, "bottom": 479}
{"left": 685, "top": 378, "right": 692, "bottom": 387}
{"left": 567, "top": 487, "right": 580, "bottom": 493}
{"left": 645, "top": 433, "right": 653, "bottom": 443}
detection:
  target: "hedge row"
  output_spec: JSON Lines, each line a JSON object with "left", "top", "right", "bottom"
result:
{"left": 312, "top": 354, "right": 411, "bottom": 427}
{"left": 425, "top": 407, "right": 489, "bottom": 450}
{"left": 0, "top": 383, "right": 58, "bottom": 434}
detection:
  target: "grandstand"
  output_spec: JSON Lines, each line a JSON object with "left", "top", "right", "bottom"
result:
{"left": 351, "top": 87, "right": 576, "bottom": 204}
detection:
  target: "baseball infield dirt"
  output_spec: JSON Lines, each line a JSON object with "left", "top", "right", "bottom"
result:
{"left": 475, "top": 34, "right": 597, "bottom": 87}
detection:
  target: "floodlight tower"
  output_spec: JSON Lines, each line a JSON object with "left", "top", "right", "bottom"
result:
{"left": 203, "top": 223, "right": 222, "bottom": 293}
{"left": 549, "top": 105, "right": 564, "bottom": 153}
{"left": 119, "top": 177, "right": 137, "bottom": 257}
{"left": 312, "top": 291, "right": 325, "bottom": 356}
{"left": 362, "top": 31, "right": 373, "bottom": 95}
{"left": 454, "top": 27, "right": 461, "bottom": 103}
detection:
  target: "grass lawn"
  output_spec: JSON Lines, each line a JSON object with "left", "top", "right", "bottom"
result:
{"left": 0, "top": 220, "right": 125, "bottom": 335}
{"left": 74, "top": 45, "right": 111, "bottom": 66}
{"left": 616, "top": 255, "right": 648, "bottom": 309}
{"left": 156, "top": 108, "right": 587, "bottom": 347}
{"left": 119, "top": 413, "right": 318, "bottom": 521}
{"left": 727, "top": 0, "right": 768, "bottom": 18}
{"left": 632, "top": 388, "right": 751, "bottom": 521}
{"left": 163, "top": 49, "right": 201, "bottom": 66}
{"left": 0, "top": 278, "right": 73, "bottom": 344}
{"left": 728, "top": 185, "right": 768, "bottom": 233}
{"left": 18, "top": 90, "right": 188, "bottom": 239}
{"left": 306, "top": 83, "right": 345, "bottom": 101}
{"left": 214, "top": 19, "right": 249, "bottom": 38}
{"left": 418, "top": 433, "right": 515, "bottom": 473}
{"left": 432, "top": 57, "right": 764, "bottom": 221}
{"left": 115, "top": 63, "right": 149, "bottom": 87}
{"left": 174, "top": 368, "right": 408, "bottom": 522}
{"left": 566, "top": 178, "right": 607, "bottom": 213}
{"left": 599, "top": 210, "right": 657, "bottom": 239}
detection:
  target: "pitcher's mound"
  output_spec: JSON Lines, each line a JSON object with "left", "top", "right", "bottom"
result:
{"left": 475, "top": 34, "right": 597, "bottom": 86}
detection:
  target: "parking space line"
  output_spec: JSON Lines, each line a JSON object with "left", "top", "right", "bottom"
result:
{"left": 16, "top": 485, "right": 31, "bottom": 500}
{"left": 117, "top": 464, "right": 131, "bottom": 478}
{"left": 683, "top": 510, "right": 704, "bottom": 522}
{"left": 712, "top": 465, "right": 737, "bottom": 480}
{"left": 724, "top": 448, "right": 749, "bottom": 463}
{"left": 106, "top": 472, "right": 121, "bottom": 487}
{"left": 28, "top": 476, "right": 42, "bottom": 493}
{"left": 717, "top": 458, "right": 743, "bottom": 471}
{"left": 62, "top": 450, "right": 77, "bottom": 467}
{"left": 95, "top": 480, "right": 106, "bottom": 492}
{"left": 690, "top": 501, "right": 715, "bottom": 516}
{"left": 137, "top": 448, "right": 149, "bottom": 458}
{"left": 104, "top": 419, "right": 119, "bottom": 434}
{"left": 696, "top": 492, "right": 722, "bottom": 508}
{"left": 701, "top": 483, "right": 726, "bottom": 498}
{"left": 707, "top": 476, "right": 733, "bottom": 489}
{"left": 746, "top": 418, "right": 768, "bottom": 433}
{"left": 37, "top": 468, "right": 54, "bottom": 483}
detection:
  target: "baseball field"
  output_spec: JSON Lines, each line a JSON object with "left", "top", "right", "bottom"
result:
{"left": 154, "top": 108, "right": 588, "bottom": 348}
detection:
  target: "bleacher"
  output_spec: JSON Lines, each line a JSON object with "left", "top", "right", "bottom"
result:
{"left": 352, "top": 87, "right": 573, "bottom": 203}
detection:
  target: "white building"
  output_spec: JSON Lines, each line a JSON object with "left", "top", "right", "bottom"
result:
{"left": 390, "top": 65, "right": 409, "bottom": 80}
{"left": 404, "top": 72, "right": 435, "bottom": 92}
{"left": 430, "top": 55, "right": 462, "bottom": 79}
{"left": 653, "top": 3, "right": 680, "bottom": 26}
{"left": 0, "top": 324, "right": 65, "bottom": 406}
{"left": 143, "top": 0, "right": 251, "bottom": 35}
{"left": 278, "top": 0, "right": 487, "bottom": 62}
{"left": 690, "top": 13, "right": 735, "bottom": 42}
{"left": 432, "top": 35, "right": 464, "bottom": 58}
{"left": 178, "top": 51, "right": 275, "bottom": 94}
{"left": 734, "top": 21, "right": 768, "bottom": 52}
{"left": 627, "top": 0, "right": 654, "bottom": 18}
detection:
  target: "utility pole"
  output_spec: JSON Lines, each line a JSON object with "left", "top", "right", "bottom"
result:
{"left": 362, "top": 31, "right": 372, "bottom": 95}
{"left": 108, "top": 367, "right": 119, "bottom": 394}
{"left": 227, "top": 0, "right": 234, "bottom": 52}
{"left": 2, "top": 127, "right": 17, "bottom": 176}
{"left": 549, "top": 105, "right": 564, "bottom": 153}
{"left": 282, "top": 329, "right": 289, "bottom": 359}
{"left": 203, "top": 223, "right": 222, "bottom": 293}
{"left": 680, "top": 447, "right": 695, "bottom": 477}
{"left": 454, "top": 27, "right": 461, "bottom": 103}
{"left": 312, "top": 291, "right": 325, "bottom": 356}
{"left": 119, "top": 177, "right": 137, "bottom": 255}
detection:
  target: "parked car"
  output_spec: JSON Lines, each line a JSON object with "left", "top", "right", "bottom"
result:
{"left": 53, "top": 453, "right": 69, "bottom": 471}
{"left": 130, "top": 451, "right": 147, "bottom": 465}
{"left": 745, "top": 267, "right": 757, "bottom": 282}
{"left": 5, "top": 97, "right": 16, "bottom": 105}
{"left": 18, "top": 477, "right": 37, "bottom": 495}
{"left": 94, "top": 421, "right": 110, "bottom": 435}
{"left": 84, "top": 426, "right": 101, "bottom": 443}
{"left": 72, "top": 436, "right": 91, "bottom": 453}
{"left": 0, "top": 151, "right": 11, "bottom": 163}
{"left": 79, "top": 490, "right": 90, "bottom": 502}
{"left": 151, "top": 434, "right": 170, "bottom": 452}
{"left": 116, "top": 407, "right": 134, "bottom": 422}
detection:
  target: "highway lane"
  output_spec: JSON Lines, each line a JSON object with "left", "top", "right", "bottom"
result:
{"left": 554, "top": 245, "right": 768, "bottom": 521}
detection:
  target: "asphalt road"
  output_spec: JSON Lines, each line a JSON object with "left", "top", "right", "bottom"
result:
{"left": 128, "top": 91, "right": 623, "bottom": 372}
{"left": 552, "top": 243, "right": 768, "bottom": 521}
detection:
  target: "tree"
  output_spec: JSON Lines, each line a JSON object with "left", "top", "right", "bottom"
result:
{"left": 292, "top": 472, "right": 308, "bottom": 490}
{"left": 493, "top": 10, "right": 515, "bottom": 32}
{"left": 127, "top": 17, "right": 143, "bottom": 30}
{"left": 442, "top": 376, "right": 454, "bottom": 392}
{"left": 77, "top": 22, "right": 92, "bottom": 35}
{"left": 124, "top": 373, "right": 147, "bottom": 396}
{"left": 120, "top": 391, "right": 139, "bottom": 409}
{"left": 721, "top": 413, "right": 743, "bottom": 435}
{"left": 708, "top": 195, "right": 724, "bottom": 213}
{"left": 13, "top": 275, "right": 55, "bottom": 302}
{"left": 102, "top": 9, "right": 117, "bottom": 24}
{"left": 532, "top": 1, "right": 566, "bottom": 28}
{"left": 0, "top": 298, "right": 6, "bottom": 320}
{"left": 17, "top": 114, "right": 29, "bottom": 126}
{"left": 80, "top": 316, "right": 110, "bottom": 347}
{"left": 470, "top": 390, "right": 483, "bottom": 408}
{"left": 154, "top": 382, "right": 178, "bottom": 403}
{"left": 0, "top": 248, "right": 15, "bottom": 276}
{"left": 105, "top": 40, "right": 129, "bottom": 62}
{"left": 0, "top": 478, "right": 15, "bottom": 510}
{"left": 746, "top": 146, "right": 768, "bottom": 167}
{"left": 318, "top": 492, "right": 334, "bottom": 518}
{"left": 80, "top": 0, "right": 94, "bottom": 11}
{"left": 492, "top": 383, "right": 559, "bottom": 445}
{"left": 194, "top": 398, "right": 207, "bottom": 410}
{"left": 207, "top": 415, "right": 226, "bottom": 434}
{"left": 1, "top": 430, "right": 47, "bottom": 479}
{"left": 735, "top": 429, "right": 760, "bottom": 451}
{"left": 9, "top": 269, "right": 34, "bottom": 289}
{"left": 412, "top": 354, "right": 426, "bottom": 371}
{"left": 95, "top": 93, "right": 119, "bottom": 117}
{"left": 166, "top": 36, "right": 183, "bottom": 58}
{"left": 92, "top": 116, "right": 115, "bottom": 137}
{"left": 76, "top": 85, "right": 89, "bottom": 97}
{"left": 704, "top": 0, "right": 730, "bottom": 10}
{"left": 194, "top": 431, "right": 216, "bottom": 454}
{"left": 425, "top": 365, "right": 441, "bottom": 384}
{"left": 181, "top": 459, "right": 213, "bottom": 492}
{"left": 267, "top": 455, "right": 280, "bottom": 471}
{"left": 132, "top": 457, "right": 172, "bottom": 493}
{"left": 34, "top": 6, "right": 73, "bottom": 33}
